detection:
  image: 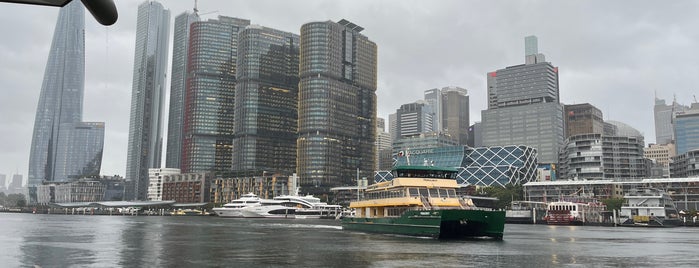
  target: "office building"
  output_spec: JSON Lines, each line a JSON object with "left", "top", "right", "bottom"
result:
{"left": 674, "top": 103, "right": 699, "bottom": 155}
{"left": 481, "top": 36, "right": 564, "bottom": 164}
{"left": 654, "top": 97, "right": 689, "bottom": 145}
{"left": 467, "top": 122, "right": 483, "bottom": 147}
{"left": 52, "top": 122, "right": 105, "bottom": 182}
{"left": 297, "top": 19, "right": 377, "bottom": 194}
{"left": 180, "top": 16, "right": 250, "bottom": 174}
{"left": 165, "top": 8, "right": 199, "bottom": 169}
{"left": 441, "top": 87, "right": 469, "bottom": 145}
{"left": 644, "top": 143, "right": 675, "bottom": 178}
{"left": 395, "top": 101, "right": 434, "bottom": 138}
{"left": 376, "top": 117, "right": 393, "bottom": 171}
{"left": 564, "top": 103, "right": 604, "bottom": 138}
{"left": 27, "top": 1, "right": 84, "bottom": 202}
{"left": 232, "top": 25, "right": 299, "bottom": 174}
{"left": 125, "top": 1, "right": 170, "bottom": 200}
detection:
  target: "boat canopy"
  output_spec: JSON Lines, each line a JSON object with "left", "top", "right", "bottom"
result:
{"left": 393, "top": 165, "right": 459, "bottom": 179}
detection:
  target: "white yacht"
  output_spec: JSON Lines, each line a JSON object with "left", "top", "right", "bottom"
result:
{"left": 212, "top": 193, "right": 262, "bottom": 218}
{"left": 240, "top": 199, "right": 296, "bottom": 218}
{"left": 619, "top": 188, "right": 681, "bottom": 227}
{"left": 273, "top": 194, "right": 342, "bottom": 219}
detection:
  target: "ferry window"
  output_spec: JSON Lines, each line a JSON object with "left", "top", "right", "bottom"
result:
{"left": 449, "top": 189, "right": 456, "bottom": 197}
{"left": 439, "top": 189, "right": 448, "bottom": 197}
{"left": 409, "top": 188, "right": 419, "bottom": 197}
{"left": 419, "top": 189, "right": 428, "bottom": 197}
{"left": 429, "top": 188, "right": 438, "bottom": 197}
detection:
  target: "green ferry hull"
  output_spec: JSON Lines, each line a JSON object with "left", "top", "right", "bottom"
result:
{"left": 342, "top": 209, "right": 505, "bottom": 240}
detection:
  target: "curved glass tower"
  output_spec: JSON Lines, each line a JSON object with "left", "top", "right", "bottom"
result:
{"left": 28, "top": 1, "right": 85, "bottom": 201}
{"left": 125, "top": 1, "right": 170, "bottom": 200}
{"left": 297, "top": 20, "right": 377, "bottom": 194}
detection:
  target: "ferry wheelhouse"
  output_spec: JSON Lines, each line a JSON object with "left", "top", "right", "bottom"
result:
{"left": 341, "top": 166, "right": 505, "bottom": 239}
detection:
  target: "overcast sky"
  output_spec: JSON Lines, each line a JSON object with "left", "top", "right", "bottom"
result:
{"left": 1, "top": 0, "right": 697, "bottom": 184}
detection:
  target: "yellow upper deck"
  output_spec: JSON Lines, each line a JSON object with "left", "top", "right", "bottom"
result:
{"left": 366, "top": 177, "right": 459, "bottom": 192}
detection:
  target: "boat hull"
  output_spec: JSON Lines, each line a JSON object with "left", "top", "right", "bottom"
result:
{"left": 341, "top": 209, "right": 505, "bottom": 240}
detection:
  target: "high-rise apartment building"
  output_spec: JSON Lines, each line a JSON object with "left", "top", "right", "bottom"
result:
{"left": 297, "top": 19, "right": 377, "bottom": 193}
{"left": 564, "top": 103, "right": 604, "bottom": 138}
{"left": 180, "top": 16, "right": 250, "bottom": 173}
{"left": 232, "top": 25, "right": 299, "bottom": 174}
{"left": 559, "top": 134, "right": 647, "bottom": 180}
{"left": 165, "top": 9, "right": 199, "bottom": 169}
{"left": 125, "top": 1, "right": 170, "bottom": 200}
{"left": 481, "top": 36, "right": 564, "bottom": 164}
{"left": 675, "top": 103, "right": 699, "bottom": 155}
{"left": 441, "top": 87, "right": 470, "bottom": 145}
{"left": 654, "top": 97, "right": 689, "bottom": 145}
{"left": 52, "top": 122, "right": 104, "bottom": 182}
{"left": 27, "top": 1, "right": 85, "bottom": 202}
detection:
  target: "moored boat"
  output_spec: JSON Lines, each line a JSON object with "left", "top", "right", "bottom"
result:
{"left": 618, "top": 188, "right": 681, "bottom": 227}
{"left": 341, "top": 165, "right": 505, "bottom": 239}
{"left": 212, "top": 193, "right": 262, "bottom": 218}
{"left": 544, "top": 201, "right": 606, "bottom": 225}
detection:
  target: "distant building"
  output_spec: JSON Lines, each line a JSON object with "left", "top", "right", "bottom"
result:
{"left": 670, "top": 149, "right": 699, "bottom": 178}
{"left": 654, "top": 97, "right": 689, "bottom": 145}
{"left": 481, "top": 36, "right": 564, "bottom": 164}
{"left": 36, "top": 175, "right": 127, "bottom": 204}
{"left": 674, "top": 103, "right": 699, "bottom": 155}
{"left": 52, "top": 122, "right": 104, "bottom": 182}
{"left": 441, "top": 87, "right": 470, "bottom": 145}
{"left": 147, "top": 168, "right": 181, "bottom": 201}
{"left": 232, "top": 24, "right": 299, "bottom": 175}
{"left": 564, "top": 103, "right": 604, "bottom": 138}
{"left": 384, "top": 145, "right": 538, "bottom": 187}
{"left": 210, "top": 172, "right": 295, "bottom": 204}
{"left": 8, "top": 174, "right": 23, "bottom": 195}
{"left": 392, "top": 132, "right": 460, "bottom": 155}
{"left": 161, "top": 172, "right": 212, "bottom": 203}
{"left": 0, "top": 174, "right": 6, "bottom": 192}
{"left": 605, "top": 120, "right": 643, "bottom": 138}
{"left": 181, "top": 16, "right": 250, "bottom": 173}
{"left": 165, "top": 9, "right": 199, "bottom": 169}
{"left": 28, "top": 1, "right": 85, "bottom": 203}
{"left": 376, "top": 118, "right": 393, "bottom": 171}
{"left": 644, "top": 143, "right": 675, "bottom": 178}
{"left": 125, "top": 1, "right": 170, "bottom": 200}
{"left": 558, "top": 134, "right": 648, "bottom": 180}
{"left": 467, "top": 122, "right": 483, "bottom": 147}
{"left": 396, "top": 101, "right": 435, "bottom": 138}
{"left": 297, "top": 19, "right": 377, "bottom": 194}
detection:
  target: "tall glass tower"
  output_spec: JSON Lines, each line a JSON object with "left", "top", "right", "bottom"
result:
{"left": 125, "top": 1, "right": 170, "bottom": 200}
{"left": 232, "top": 25, "right": 299, "bottom": 174}
{"left": 297, "top": 19, "right": 377, "bottom": 194}
{"left": 165, "top": 9, "right": 199, "bottom": 169}
{"left": 181, "top": 16, "right": 250, "bottom": 173}
{"left": 28, "top": 1, "right": 85, "bottom": 201}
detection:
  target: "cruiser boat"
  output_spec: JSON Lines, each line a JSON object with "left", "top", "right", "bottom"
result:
{"left": 506, "top": 201, "right": 547, "bottom": 224}
{"left": 273, "top": 194, "right": 342, "bottom": 219}
{"left": 342, "top": 165, "right": 505, "bottom": 240}
{"left": 212, "top": 193, "right": 262, "bottom": 217}
{"left": 619, "top": 188, "right": 681, "bottom": 227}
{"left": 240, "top": 199, "right": 296, "bottom": 218}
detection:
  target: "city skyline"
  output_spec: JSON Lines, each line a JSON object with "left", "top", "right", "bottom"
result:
{"left": 2, "top": 0, "right": 699, "bottom": 179}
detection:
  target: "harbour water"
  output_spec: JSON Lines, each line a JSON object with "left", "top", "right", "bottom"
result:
{"left": 1, "top": 213, "right": 698, "bottom": 267}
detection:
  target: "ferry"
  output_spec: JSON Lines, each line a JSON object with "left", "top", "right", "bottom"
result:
{"left": 273, "top": 195, "right": 342, "bottom": 219}
{"left": 544, "top": 201, "right": 606, "bottom": 225}
{"left": 618, "top": 188, "right": 681, "bottom": 227}
{"left": 341, "top": 165, "right": 505, "bottom": 240}
{"left": 212, "top": 193, "right": 262, "bottom": 217}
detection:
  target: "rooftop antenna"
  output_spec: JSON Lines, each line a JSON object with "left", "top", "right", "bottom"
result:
{"left": 194, "top": 0, "right": 199, "bottom": 14}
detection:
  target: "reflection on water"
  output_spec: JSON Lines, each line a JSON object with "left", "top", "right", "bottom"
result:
{"left": 1, "top": 213, "right": 698, "bottom": 267}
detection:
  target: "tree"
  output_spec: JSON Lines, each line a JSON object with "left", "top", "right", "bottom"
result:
{"left": 474, "top": 184, "right": 524, "bottom": 210}
{"left": 601, "top": 197, "right": 624, "bottom": 212}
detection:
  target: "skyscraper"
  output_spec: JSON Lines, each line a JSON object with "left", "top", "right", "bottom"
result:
{"left": 674, "top": 103, "right": 699, "bottom": 155}
{"left": 125, "top": 1, "right": 170, "bottom": 200}
{"left": 424, "top": 88, "right": 442, "bottom": 132}
{"left": 165, "top": 9, "right": 199, "bottom": 169}
{"left": 395, "top": 101, "right": 434, "bottom": 138}
{"left": 181, "top": 16, "right": 250, "bottom": 173}
{"left": 52, "top": 122, "right": 104, "bottom": 182}
{"left": 481, "top": 36, "right": 564, "bottom": 164}
{"left": 297, "top": 19, "right": 377, "bottom": 193}
{"left": 564, "top": 103, "right": 604, "bottom": 138}
{"left": 232, "top": 25, "right": 299, "bottom": 174}
{"left": 441, "top": 87, "right": 470, "bottom": 145}
{"left": 27, "top": 1, "right": 84, "bottom": 202}
{"left": 654, "top": 97, "right": 689, "bottom": 145}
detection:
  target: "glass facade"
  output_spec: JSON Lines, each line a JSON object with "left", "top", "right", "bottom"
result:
{"left": 379, "top": 145, "right": 538, "bottom": 187}
{"left": 181, "top": 16, "right": 250, "bottom": 173}
{"left": 674, "top": 109, "right": 699, "bottom": 155}
{"left": 441, "top": 87, "right": 469, "bottom": 145}
{"left": 297, "top": 20, "right": 377, "bottom": 193}
{"left": 28, "top": 1, "right": 85, "bottom": 196}
{"left": 166, "top": 10, "right": 199, "bottom": 169}
{"left": 126, "top": 1, "right": 170, "bottom": 200}
{"left": 53, "top": 122, "right": 104, "bottom": 182}
{"left": 232, "top": 26, "right": 299, "bottom": 174}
